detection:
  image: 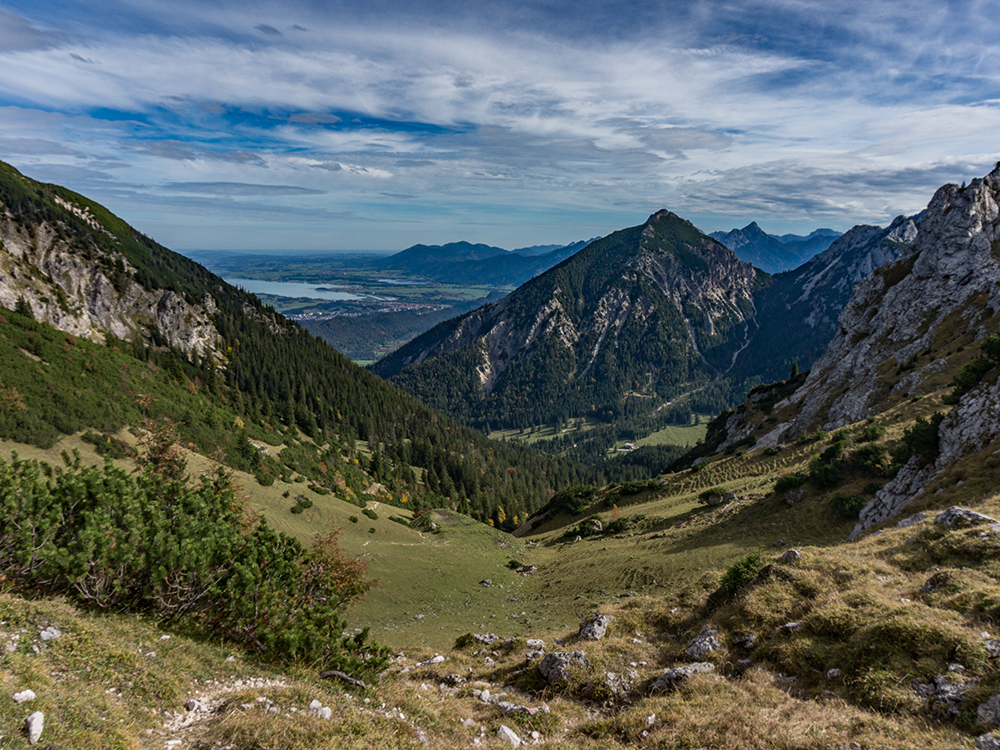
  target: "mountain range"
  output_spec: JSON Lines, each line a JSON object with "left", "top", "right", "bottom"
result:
{"left": 368, "top": 238, "right": 594, "bottom": 287}
{"left": 709, "top": 222, "right": 841, "bottom": 273}
{"left": 371, "top": 208, "right": 912, "bottom": 441}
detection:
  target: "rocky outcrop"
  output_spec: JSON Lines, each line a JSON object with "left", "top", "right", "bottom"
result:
{"left": 538, "top": 651, "right": 589, "bottom": 684}
{"left": 578, "top": 613, "right": 612, "bottom": 641}
{"left": 685, "top": 626, "right": 721, "bottom": 659}
{"left": 0, "top": 202, "right": 221, "bottom": 362}
{"left": 773, "top": 166, "right": 999, "bottom": 440}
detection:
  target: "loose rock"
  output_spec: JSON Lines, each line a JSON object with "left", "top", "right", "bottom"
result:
{"left": 779, "top": 549, "right": 802, "bottom": 564}
{"left": 538, "top": 651, "right": 589, "bottom": 684}
{"left": 685, "top": 625, "right": 721, "bottom": 659}
{"left": 979, "top": 694, "right": 1000, "bottom": 725}
{"left": 13, "top": 689, "right": 36, "bottom": 703}
{"left": 649, "top": 662, "right": 715, "bottom": 693}
{"left": 415, "top": 654, "right": 445, "bottom": 667}
{"left": 25, "top": 711, "right": 44, "bottom": 744}
{"left": 897, "top": 512, "right": 927, "bottom": 528}
{"left": 39, "top": 627, "right": 61, "bottom": 641}
{"left": 914, "top": 673, "right": 977, "bottom": 716}
{"left": 497, "top": 724, "right": 521, "bottom": 747}
{"left": 935, "top": 507, "right": 999, "bottom": 528}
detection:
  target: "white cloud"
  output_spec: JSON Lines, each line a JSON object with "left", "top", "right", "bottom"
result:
{"left": 0, "top": 1, "right": 997, "bottom": 248}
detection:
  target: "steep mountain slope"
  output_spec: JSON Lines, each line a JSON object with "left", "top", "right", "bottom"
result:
{"left": 709, "top": 222, "right": 840, "bottom": 272}
{"left": 0, "top": 161, "right": 221, "bottom": 361}
{"left": 729, "top": 214, "right": 919, "bottom": 383}
{"left": 714, "top": 163, "right": 1000, "bottom": 538}
{"left": 373, "top": 210, "right": 761, "bottom": 429}
{"left": 769, "top": 170, "right": 998, "bottom": 439}
{"left": 0, "top": 159, "right": 588, "bottom": 525}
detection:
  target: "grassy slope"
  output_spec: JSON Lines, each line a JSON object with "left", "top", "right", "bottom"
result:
{"left": 0, "top": 384, "right": 958, "bottom": 655}
{"left": 2, "top": 385, "right": 995, "bottom": 748}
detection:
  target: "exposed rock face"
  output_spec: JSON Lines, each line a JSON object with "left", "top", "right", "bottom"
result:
{"left": 775, "top": 167, "right": 999, "bottom": 439}
{"left": 0, "top": 200, "right": 221, "bottom": 362}
{"left": 745, "top": 164, "right": 1000, "bottom": 537}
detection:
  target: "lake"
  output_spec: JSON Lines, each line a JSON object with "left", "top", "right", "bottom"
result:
{"left": 224, "top": 277, "right": 391, "bottom": 301}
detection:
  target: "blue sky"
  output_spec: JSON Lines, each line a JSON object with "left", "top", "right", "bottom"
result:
{"left": 0, "top": 0, "right": 998, "bottom": 252}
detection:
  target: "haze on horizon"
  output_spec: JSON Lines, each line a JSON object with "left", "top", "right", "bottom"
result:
{"left": 0, "top": 0, "right": 997, "bottom": 253}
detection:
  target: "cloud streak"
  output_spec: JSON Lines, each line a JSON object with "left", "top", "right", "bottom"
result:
{"left": 0, "top": 0, "right": 996, "bottom": 249}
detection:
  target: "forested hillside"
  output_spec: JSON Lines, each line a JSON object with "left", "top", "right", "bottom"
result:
{"left": 373, "top": 209, "right": 917, "bottom": 464}
{"left": 374, "top": 211, "right": 762, "bottom": 430}
{"left": 0, "top": 160, "right": 588, "bottom": 527}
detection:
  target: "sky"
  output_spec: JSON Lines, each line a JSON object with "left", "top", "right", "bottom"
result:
{"left": 0, "top": 0, "right": 998, "bottom": 252}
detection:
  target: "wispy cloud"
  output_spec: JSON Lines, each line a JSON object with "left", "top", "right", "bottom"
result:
{"left": 165, "top": 181, "right": 326, "bottom": 196}
{"left": 0, "top": 0, "right": 996, "bottom": 248}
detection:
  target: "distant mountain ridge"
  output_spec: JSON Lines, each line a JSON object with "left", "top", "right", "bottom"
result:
{"left": 369, "top": 238, "right": 594, "bottom": 286}
{"left": 709, "top": 222, "right": 841, "bottom": 273}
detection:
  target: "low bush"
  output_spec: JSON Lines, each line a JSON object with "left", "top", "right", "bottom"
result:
{"left": 81, "top": 430, "right": 132, "bottom": 459}
{"left": 774, "top": 473, "right": 808, "bottom": 493}
{"left": 709, "top": 550, "right": 765, "bottom": 608}
{"left": 851, "top": 443, "right": 891, "bottom": 476}
{"left": 698, "top": 487, "right": 727, "bottom": 505}
{"left": 290, "top": 496, "right": 313, "bottom": 514}
{"left": 362, "top": 508, "right": 378, "bottom": 521}
{"left": 618, "top": 480, "right": 655, "bottom": 496}
{"left": 892, "top": 413, "right": 945, "bottom": 468}
{"left": 831, "top": 494, "right": 866, "bottom": 520}
{"left": 0, "top": 451, "right": 386, "bottom": 675}
{"left": 857, "top": 422, "right": 886, "bottom": 442}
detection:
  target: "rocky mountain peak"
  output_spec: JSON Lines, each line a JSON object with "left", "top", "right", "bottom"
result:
{"left": 764, "top": 165, "right": 1000, "bottom": 442}
{"left": 646, "top": 208, "right": 681, "bottom": 224}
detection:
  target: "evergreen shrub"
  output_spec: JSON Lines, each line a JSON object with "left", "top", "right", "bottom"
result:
{"left": 0, "top": 451, "right": 386, "bottom": 674}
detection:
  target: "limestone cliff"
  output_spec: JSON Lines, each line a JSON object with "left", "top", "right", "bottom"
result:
{"left": 773, "top": 166, "right": 999, "bottom": 440}
{"left": 0, "top": 178, "right": 221, "bottom": 362}
{"left": 740, "top": 163, "right": 1000, "bottom": 536}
